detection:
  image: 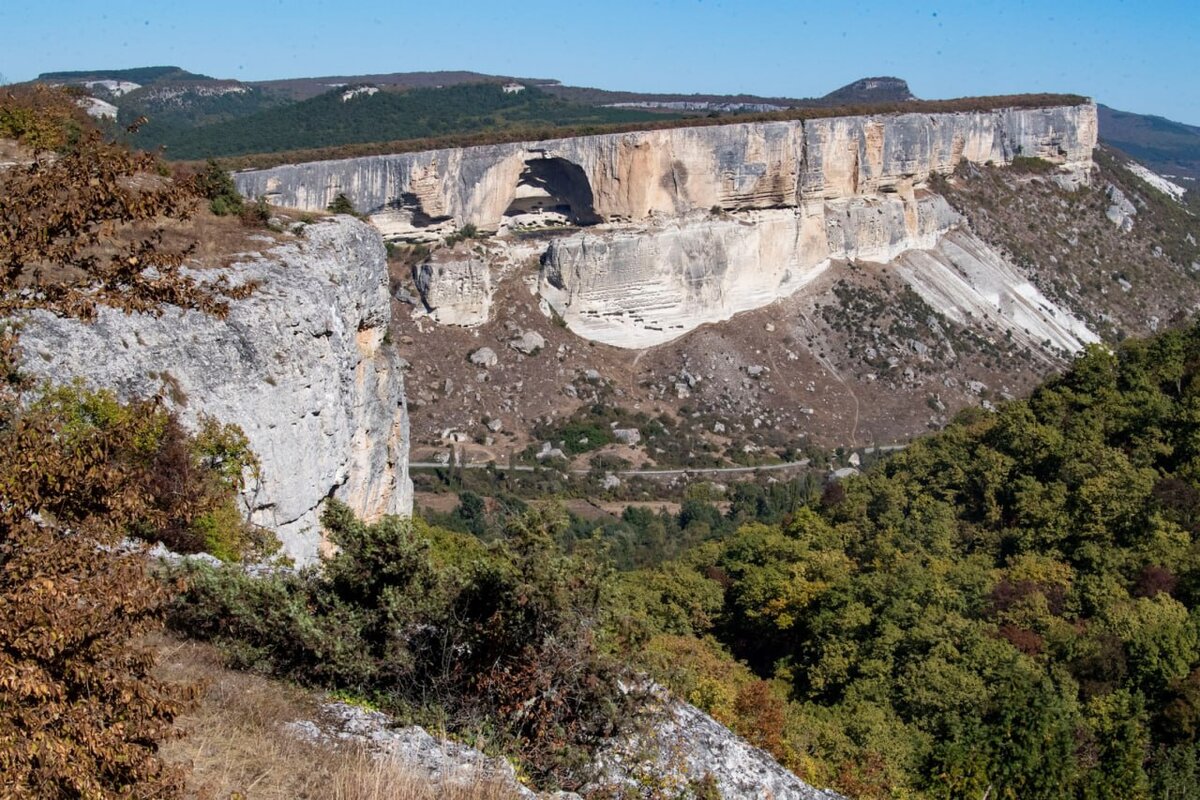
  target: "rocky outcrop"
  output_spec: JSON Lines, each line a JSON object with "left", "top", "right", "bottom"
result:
{"left": 18, "top": 218, "right": 411, "bottom": 564}
{"left": 894, "top": 228, "right": 1099, "bottom": 354}
{"left": 413, "top": 250, "right": 492, "bottom": 325}
{"left": 590, "top": 688, "right": 845, "bottom": 799}
{"left": 286, "top": 702, "right": 542, "bottom": 798}
{"left": 235, "top": 103, "right": 1097, "bottom": 349}
{"left": 287, "top": 694, "right": 845, "bottom": 800}
{"left": 540, "top": 194, "right": 959, "bottom": 347}
{"left": 236, "top": 104, "right": 1096, "bottom": 233}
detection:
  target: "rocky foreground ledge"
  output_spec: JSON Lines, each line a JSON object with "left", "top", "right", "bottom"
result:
{"left": 288, "top": 691, "right": 845, "bottom": 800}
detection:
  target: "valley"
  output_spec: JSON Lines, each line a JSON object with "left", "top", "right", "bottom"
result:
{"left": 5, "top": 44, "right": 1200, "bottom": 799}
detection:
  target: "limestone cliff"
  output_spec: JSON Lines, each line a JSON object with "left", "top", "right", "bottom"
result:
{"left": 235, "top": 104, "right": 1096, "bottom": 230}
{"left": 18, "top": 218, "right": 411, "bottom": 564}
{"left": 235, "top": 103, "right": 1098, "bottom": 350}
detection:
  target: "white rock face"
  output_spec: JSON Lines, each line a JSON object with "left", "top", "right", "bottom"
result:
{"left": 1126, "top": 161, "right": 1188, "bottom": 202}
{"left": 77, "top": 96, "right": 118, "bottom": 120}
{"left": 591, "top": 688, "right": 845, "bottom": 799}
{"left": 18, "top": 218, "right": 412, "bottom": 564}
{"left": 893, "top": 229, "right": 1100, "bottom": 354}
{"left": 234, "top": 103, "right": 1098, "bottom": 351}
{"left": 413, "top": 252, "right": 492, "bottom": 326}
{"left": 235, "top": 103, "right": 1096, "bottom": 231}
{"left": 541, "top": 194, "right": 959, "bottom": 347}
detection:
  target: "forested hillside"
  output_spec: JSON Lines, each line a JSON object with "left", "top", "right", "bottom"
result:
{"left": 146, "top": 84, "right": 669, "bottom": 159}
{"left": 623, "top": 326, "right": 1200, "bottom": 797}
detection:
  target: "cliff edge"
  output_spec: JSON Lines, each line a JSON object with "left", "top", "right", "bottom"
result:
{"left": 18, "top": 217, "right": 411, "bottom": 563}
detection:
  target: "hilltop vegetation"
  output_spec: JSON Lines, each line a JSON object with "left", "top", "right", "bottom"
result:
{"left": 1099, "top": 104, "right": 1200, "bottom": 181}
{"left": 144, "top": 83, "right": 669, "bottom": 160}
{"left": 619, "top": 324, "right": 1200, "bottom": 798}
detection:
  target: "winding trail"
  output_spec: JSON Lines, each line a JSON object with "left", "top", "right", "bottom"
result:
{"left": 409, "top": 459, "right": 814, "bottom": 476}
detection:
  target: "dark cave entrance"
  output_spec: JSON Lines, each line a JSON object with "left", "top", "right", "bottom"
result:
{"left": 503, "top": 156, "right": 601, "bottom": 227}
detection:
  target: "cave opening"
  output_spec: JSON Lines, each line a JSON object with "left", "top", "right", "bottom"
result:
{"left": 503, "top": 156, "right": 601, "bottom": 228}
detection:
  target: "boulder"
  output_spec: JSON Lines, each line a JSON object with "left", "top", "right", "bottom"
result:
{"left": 469, "top": 347, "right": 499, "bottom": 367}
{"left": 510, "top": 330, "right": 546, "bottom": 354}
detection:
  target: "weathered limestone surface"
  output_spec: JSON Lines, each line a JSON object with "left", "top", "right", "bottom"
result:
{"left": 590, "top": 687, "right": 846, "bottom": 799}
{"left": 540, "top": 194, "right": 959, "bottom": 347}
{"left": 235, "top": 103, "right": 1098, "bottom": 348}
{"left": 235, "top": 104, "right": 1097, "bottom": 231}
{"left": 18, "top": 218, "right": 411, "bottom": 564}
{"left": 894, "top": 229, "right": 1100, "bottom": 354}
{"left": 413, "top": 251, "right": 492, "bottom": 326}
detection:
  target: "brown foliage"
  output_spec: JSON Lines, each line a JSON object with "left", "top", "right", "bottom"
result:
{"left": 0, "top": 87, "right": 260, "bottom": 799}
{"left": 1134, "top": 564, "right": 1179, "bottom": 599}
{"left": 732, "top": 680, "right": 786, "bottom": 756}
{"left": 0, "top": 376, "right": 197, "bottom": 797}
{"left": 0, "top": 85, "right": 253, "bottom": 322}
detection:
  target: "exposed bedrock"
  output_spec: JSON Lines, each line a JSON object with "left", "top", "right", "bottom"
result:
{"left": 540, "top": 193, "right": 959, "bottom": 347}
{"left": 235, "top": 103, "right": 1097, "bottom": 349}
{"left": 413, "top": 252, "right": 493, "bottom": 326}
{"left": 235, "top": 104, "right": 1097, "bottom": 232}
{"left": 18, "top": 218, "right": 412, "bottom": 564}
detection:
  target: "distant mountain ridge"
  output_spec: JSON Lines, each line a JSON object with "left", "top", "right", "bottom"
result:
{"left": 37, "top": 65, "right": 1193, "bottom": 192}
{"left": 1098, "top": 104, "right": 1200, "bottom": 182}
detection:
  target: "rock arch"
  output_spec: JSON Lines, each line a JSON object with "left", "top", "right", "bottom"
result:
{"left": 503, "top": 155, "right": 601, "bottom": 227}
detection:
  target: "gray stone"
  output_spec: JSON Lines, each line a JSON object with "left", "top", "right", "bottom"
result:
{"left": 1105, "top": 183, "right": 1137, "bottom": 232}
{"left": 413, "top": 253, "right": 491, "bottom": 326}
{"left": 469, "top": 347, "right": 498, "bottom": 367}
{"left": 19, "top": 218, "right": 411, "bottom": 565}
{"left": 510, "top": 330, "right": 546, "bottom": 355}
{"left": 285, "top": 702, "right": 537, "bottom": 798}
{"left": 536, "top": 442, "right": 565, "bottom": 460}
{"left": 612, "top": 428, "right": 642, "bottom": 446}
{"left": 588, "top": 686, "right": 845, "bottom": 799}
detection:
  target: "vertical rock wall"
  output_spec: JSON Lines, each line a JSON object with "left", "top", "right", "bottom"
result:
{"left": 234, "top": 103, "right": 1097, "bottom": 230}
{"left": 231, "top": 103, "right": 1098, "bottom": 351}
{"left": 18, "top": 218, "right": 411, "bottom": 564}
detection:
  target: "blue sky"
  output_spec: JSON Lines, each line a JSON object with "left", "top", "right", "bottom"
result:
{"left": 3, "top": 0, "right": 1197, "bottom": 124}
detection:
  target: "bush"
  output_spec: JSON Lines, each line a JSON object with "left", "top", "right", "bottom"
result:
{"left": 0, "top": 85, "right": 258, "bottom": 799}
{"left": 0, "top": 370, "right": 197, "bottom": 797}
{"left": 240, "top": 195, "right": 273, "bottom": 228}
{"left": 170, "top": 501, "right": 631, "bottom": 787}
{"left": 326, "top": 192, "right": 357, "bottom": 215}
{"left": 444, "top": 223, "right": 481, "bottom": 246}
{"left": 195, "top": 158, "right": 244, "bottom": 217}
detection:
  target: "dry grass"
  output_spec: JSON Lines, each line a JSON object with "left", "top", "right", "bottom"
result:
{"left": 157, "top": 204, "right": 285, "bottom": 269}
{"left": 152, "top": 635, "right": 524, "bottom": 800}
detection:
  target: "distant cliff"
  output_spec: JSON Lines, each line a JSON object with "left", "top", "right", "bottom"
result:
{"left": 19, "top": 218, "right": 411, "bottom": 564}
{"left": 236, "top": 103, "right": 1097, "bottom": 348}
